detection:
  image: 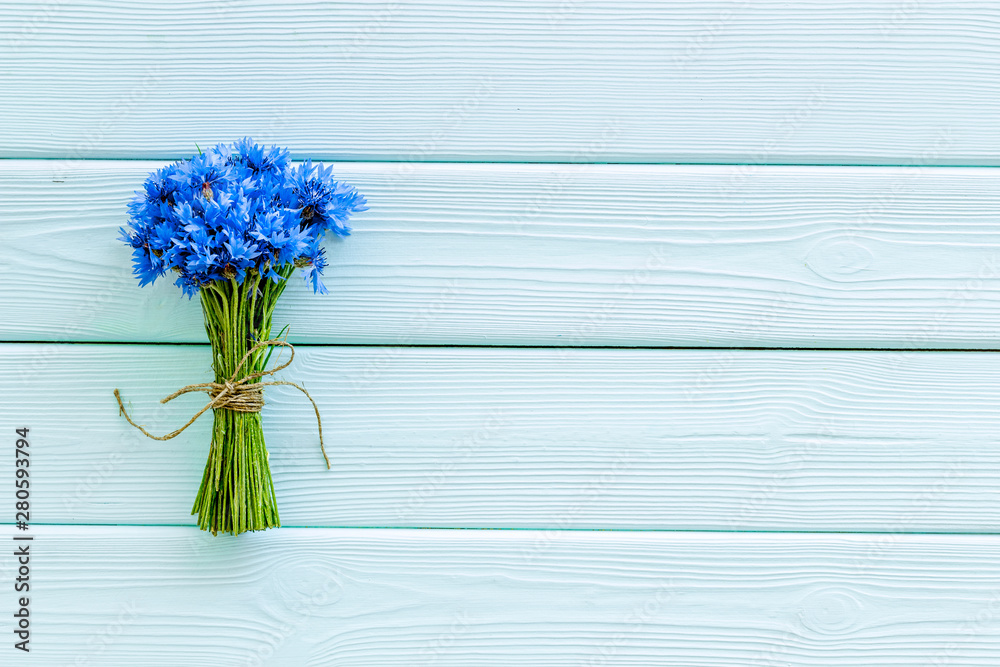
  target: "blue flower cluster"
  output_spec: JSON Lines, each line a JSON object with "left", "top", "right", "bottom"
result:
{"left": 120, "top": 139, "right": 367, "bottom": 297}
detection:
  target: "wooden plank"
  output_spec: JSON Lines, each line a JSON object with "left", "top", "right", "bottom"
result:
{"left": 4, "top": 161, "right": 1000, "bottom": 347}
{"left": 4, "top": 526, "right": 1000, "bottom": 665}
{"left": 1, "top": 1, "right": 999, "bottom": 163}
{"left": 5, "top": 344, "right": 1000, "bottom": 531}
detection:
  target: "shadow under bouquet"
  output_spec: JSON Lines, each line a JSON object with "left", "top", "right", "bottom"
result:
{"left": 114, "top": 139, "right": 367, "bottom": 535}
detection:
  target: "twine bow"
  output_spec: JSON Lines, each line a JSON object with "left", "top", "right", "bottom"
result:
{"left": 113, "top": 339, "right": 329, "bottom": 469}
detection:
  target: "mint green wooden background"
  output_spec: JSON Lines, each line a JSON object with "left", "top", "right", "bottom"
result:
{"left": 3, "top": 1, "right": 1000, "bottom": 664}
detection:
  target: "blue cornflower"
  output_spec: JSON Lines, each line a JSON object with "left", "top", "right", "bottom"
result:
{"left": 223, "top": 137, "right": 291, "bottom": 178}
{"left": 118, "top": 225, "right": 146, "bottom": 249}
{"left": 171, "top": 151, "right": 234, "bottom": 202}
{"left": 121, "top": 139, "right": 365, "bottom": 296}
{"left": 298, "top": 243, "right": 329, "bottom": 295}
{"left": 291, "top": 160, "right": 368, "bottom": 237}
{"left": 148, "top": 221, "right": 177, "bottom": 252}
{"left": 130, "top": 245, "right": 165, "bottom": 288}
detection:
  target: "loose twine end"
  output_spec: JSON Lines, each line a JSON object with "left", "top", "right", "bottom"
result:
{"left": 113, "top": 340, "right": 329, "bottom": 469}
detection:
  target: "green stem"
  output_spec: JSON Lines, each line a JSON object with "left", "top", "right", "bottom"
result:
{"left": 192, "top": 267, "right": 291, "bottom": 535}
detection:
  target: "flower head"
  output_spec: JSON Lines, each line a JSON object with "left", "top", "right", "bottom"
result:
{"left": 121, "top": 140, "right": 365, "bottom": 297}
{"left": 291, "top": 160, "right": 368, "bottom": 237}
{"left": 296, "top": 243, "right": 329, "bottom": 295}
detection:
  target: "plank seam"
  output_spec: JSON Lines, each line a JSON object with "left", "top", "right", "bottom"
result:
{"left": 6, "top": 523, "right": 1000, "bottom": 535}
{"left": 6, "top": 340, "right": 1000, "bottom": 353}
{"left": 5, "top": 158, "right": 1000, "bottom": 169}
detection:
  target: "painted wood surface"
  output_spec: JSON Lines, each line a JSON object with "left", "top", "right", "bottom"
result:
{"left": 4, "top": 2, "right": 999, "bottom": 660}
{"left": 2, "top": 526, "right": 999, "bottom": 665}
{"left": 5, "top": 343, "right": 999, "bottom": 531}
{"left": 2, "top": 1, "right": 998, "bottom": 164}
{"left": 5, "top": 161, "right": 1000, "bottom": 347}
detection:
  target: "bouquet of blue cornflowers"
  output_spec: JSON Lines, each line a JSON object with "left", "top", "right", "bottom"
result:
{"left": 114, "top": 139, "right": 367, "bottom": 535}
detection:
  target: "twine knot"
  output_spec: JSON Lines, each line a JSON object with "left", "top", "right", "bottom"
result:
{"left": 208, "top": 378, "right": 264, "bottom": 413}
{"left": 114, "top": 339, "right": 329, "bottom": 468}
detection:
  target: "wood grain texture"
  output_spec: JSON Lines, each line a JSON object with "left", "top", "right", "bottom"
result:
{"left": 4, "top": 526, "right": 1000, "bottom": 665}
{"left": 1, "top": 1, "right": 999, "bottom": 163}
{"left": 5, "top": 344, "right": 1000, "bottom": 531}
{"left": 5, "top": 160, "right": 1000, "bottom": 347}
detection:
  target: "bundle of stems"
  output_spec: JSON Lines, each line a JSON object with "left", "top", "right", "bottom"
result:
{"left": 117, "top": 140, "right": 367, "bottom": 536}
{"left": 193, "top": 264, "right": 295, "bottom": 535}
